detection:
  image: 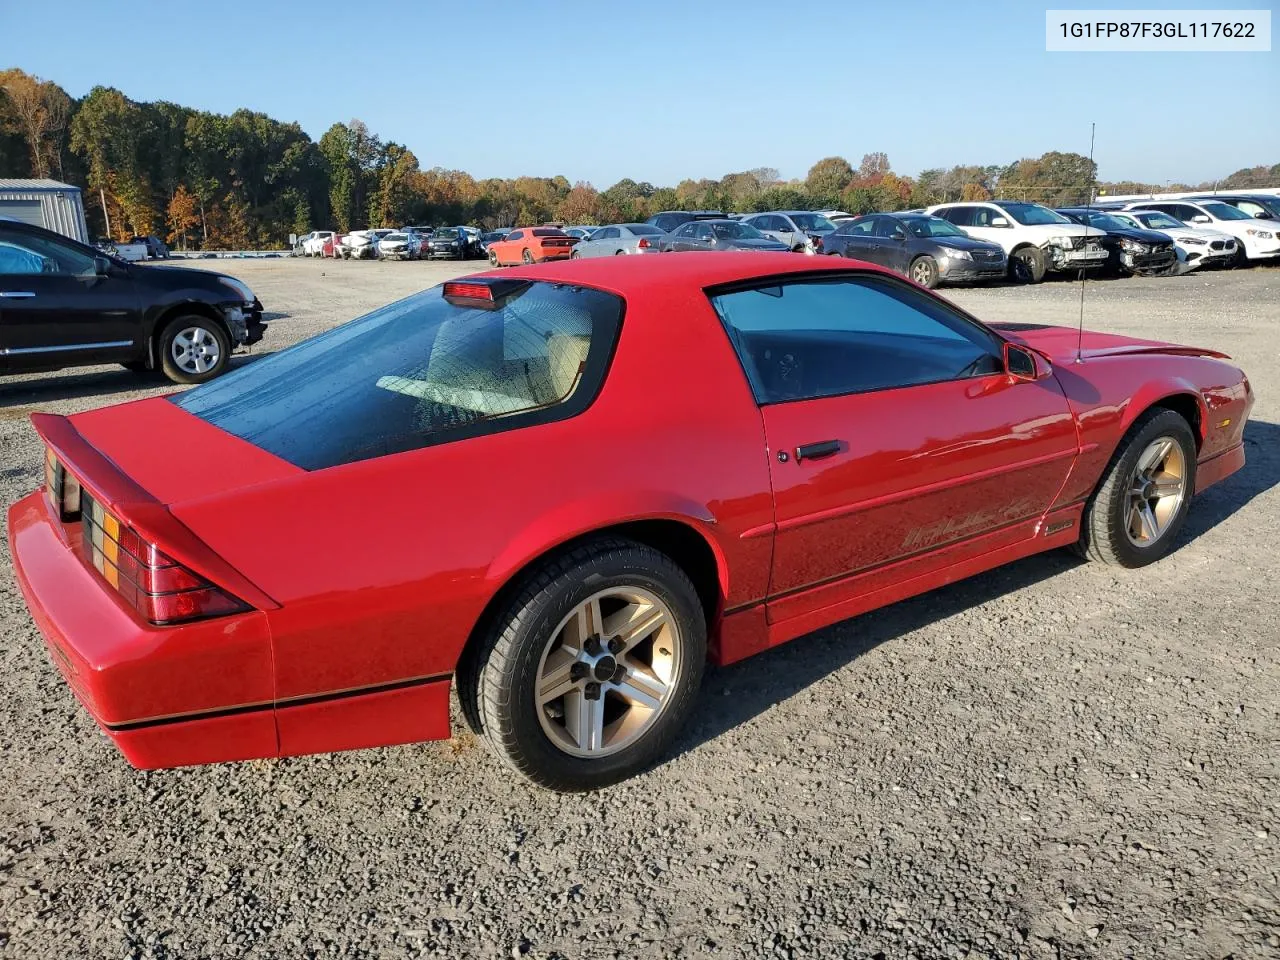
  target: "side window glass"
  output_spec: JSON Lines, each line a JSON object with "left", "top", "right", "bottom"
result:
{"left": 873, "top": 218, "right": 900, "bottom": 238}
{"left": 0, "top": 231, "right": 95, "bottom": 276}
{"left": 709, "top": 276, "right": 1001, "bottom": 404}
{"left": 507, "top": 230, "right": 523, "bottom": 241}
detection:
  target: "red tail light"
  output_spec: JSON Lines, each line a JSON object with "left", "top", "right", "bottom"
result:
{"left": 80, "top": 492, "right": 247, "bottom": 625}
{"left": 637, "top": 237, "right": 651, "bottom": 249}
{"left": 443, "top": 281, "right": 495, "bottom": 301}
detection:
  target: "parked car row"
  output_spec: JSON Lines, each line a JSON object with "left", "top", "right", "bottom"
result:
{"left": 293, "top": 225, "right": 486, "bottom": 261}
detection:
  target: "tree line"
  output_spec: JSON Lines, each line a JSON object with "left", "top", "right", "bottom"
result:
{"left": 2, "top": 68, "right": 1277, "bottom": 250}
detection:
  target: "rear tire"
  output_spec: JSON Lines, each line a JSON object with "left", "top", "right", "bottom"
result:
{"left": 522, "top": 248, "right": 534, "bottom": 264}
{"left": 1011, "top": 246, "right": 1046, "bottom": 283}
{"left": 466, "top": 538, "right": 707, "bottom": 792}
{"left": 1073, "top": 408, "right": 1197, "bottom": 568}
{"left": 158, "top": 315, "right": 231, "bottom": 385}
{"left": 909, "top": 255, "right": 940, "bottom": 289}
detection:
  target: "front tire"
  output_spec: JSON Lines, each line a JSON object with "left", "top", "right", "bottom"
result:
{"left": 1011, "top": 246, "right": 1046, "bottom": 283}
{"left": 158, "top": 316, "right": 231, "bottom": 385}
{"left": 909, "top": 255, "right": 940, "bottom": 289}
{"left": 467, "top": 538, "right": 707, "bottom": 791}
{"left": 1074, "top": 408, "right": 1197, "bottom": 568}
{"left": 488, "top": 249, "right": 500, "bottom": 267}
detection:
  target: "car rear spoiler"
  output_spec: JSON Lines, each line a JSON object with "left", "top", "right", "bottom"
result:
{"left": 30, "top": 412, "right": 280, "bottom": 611}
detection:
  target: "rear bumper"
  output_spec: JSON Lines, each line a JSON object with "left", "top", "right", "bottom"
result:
{"left": 8, "top": 491, "right": 453, "bottom": 768}
{"left": 537, "top": 251, "right": 574, "bottom": 262}
{"left": 7, "top": 491, "right": 277, "bottom": 767}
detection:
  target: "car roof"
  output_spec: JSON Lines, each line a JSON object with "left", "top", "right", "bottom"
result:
{"left": 482, "top": 250, "right": 889, "bottom": 295}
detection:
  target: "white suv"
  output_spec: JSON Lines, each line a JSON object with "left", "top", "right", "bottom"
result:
{"left": 1120, "top": 199, "right": 1280, "bottom": 265}
{"left": 1107, "top": 209, "right": 1237, "bottom": 270}
{"left": 926, "top": 201, "right": 1107, "bottom": 282}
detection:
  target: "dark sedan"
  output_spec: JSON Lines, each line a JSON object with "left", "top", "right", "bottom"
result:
{"left": 426, "top": 227, "right": 473, "bottom": 260}
{"left": 0, "top": 219, "right": 266, "bottom": 384}
{"left": 645, "top": 210, "right": 727, "bottom": 234}
{"left": 659, "top": 219, "right": 789, "bottom": 253}
{"left": 1057, "top": 209, "right": 1177, "bottom": 276}
{"left": 825, "top": 213, "right": 1006, "bottom": 288}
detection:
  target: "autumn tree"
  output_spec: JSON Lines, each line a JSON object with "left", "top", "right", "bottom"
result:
{"left": 0, "top": 69, "right": 72, "bottom": 179}
{"left": 167, "top": 185, "right": 199, "bottom": 250}
{"left": 556, "top": 182, "right": 603, "bottom": 224}
{"left": 805, "top": 156, "right": 855, "bottom": 205}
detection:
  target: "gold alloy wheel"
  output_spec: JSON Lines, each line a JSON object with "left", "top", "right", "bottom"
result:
{"left": 1125, "top": 437, "right": 1187, "bottom": 547}
{"left": 535, "top": 587, "right": 681, "bottom": 758}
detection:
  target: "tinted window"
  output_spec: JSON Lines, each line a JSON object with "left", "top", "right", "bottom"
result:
{"left": 174, "top": 282, "right": 624, "bottom": 470}
{"left": 596, "top": 228, "right": 618, "bottom": 240}
{"left": 692, "top": 223, "right": 713, "bottom": 240}
{"left": 626, "top": 224, "right": 663, "bottom": 235}
{"left": 873, "top": 217, "right": 903, "bottom": 239}
{"left": 836, "top": 217, "right": 877, "bottom": 237}
{"left": 709, "top": 276, "right": 1001, "bottom": 404}
{"left": 506, "top": 230, "right": 524, "bottom": 241}
{"left": 938, "top": 206, "right": 973, "bottom": 227}
{"left": 532, "top": 228, "right": 567, "bottom": 237}
{"left": 0, "top": 228, "right": 96, "bottom": 276}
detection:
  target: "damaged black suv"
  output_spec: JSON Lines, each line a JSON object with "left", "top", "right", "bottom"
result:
{"left": 0, "top": 219, "right": 266, "bottom": 384}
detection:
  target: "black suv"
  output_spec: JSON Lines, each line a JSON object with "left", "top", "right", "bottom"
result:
{"left": 1056, "top": 208, "right": 1177, "bottom": 276}
{"left": 0, "top": 219, "right": 266, "bottom": 384}
{"left": 645, "top": 210, "right": 727, "bottom": 234}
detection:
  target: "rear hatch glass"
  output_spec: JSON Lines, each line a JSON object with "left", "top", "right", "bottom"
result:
{"left": 172, "top": 282, "right": 624, "bottom": 470}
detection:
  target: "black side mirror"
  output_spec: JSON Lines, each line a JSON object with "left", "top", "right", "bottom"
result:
{"left": 1255, "top": 211, "right": 1273, "bottom": 219}
{"left": 93, "top": 256, "right": 112, "bottom": 277}
{"left": 1004, "top": 343, "right": 1048, "bottom": 382}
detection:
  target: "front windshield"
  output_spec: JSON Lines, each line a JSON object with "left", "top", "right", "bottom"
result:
{"left": 1134, "top": 212, "right": 1181, "bottom": 230}
{"left": 790, "top": 214, "right": 836, "bottom": 233}
{"left": 1082, "top": 213, "right": 1132, "bottom": 232}
{"left": 433, "top": 228, "right": 459, "bottom": 238}
{"left": 1000, "top": 202, "right": 1071, "bottom": 226}
{"left": 1199, "top": 201, "right": 1252, "bottom": 221}
{"left": 711, "top": 222, "right": 765, "bottom": 240}
{"left": 905, "top": 216, "right": 966, "bottom": 239}
{"left": 384, "top": 233, "right": 407, "bottom": 242}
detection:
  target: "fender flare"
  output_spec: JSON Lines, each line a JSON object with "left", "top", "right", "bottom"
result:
{"left": 485, "top": 491, "right": 729, "bottom": 602}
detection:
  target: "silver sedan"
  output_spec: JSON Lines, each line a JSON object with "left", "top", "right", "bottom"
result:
{"left": 569, "top": 223, "right": 666, "bottom": 258}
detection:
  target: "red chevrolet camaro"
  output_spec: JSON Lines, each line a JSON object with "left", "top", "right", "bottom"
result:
{"left": 10, "top": 254, "right": 1253, "bottom": 791}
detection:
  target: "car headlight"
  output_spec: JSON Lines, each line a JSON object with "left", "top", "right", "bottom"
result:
{"left": 940, "top": 247, "right": 972, "bottom": 261}
{"left": 1049, "top": 236, "right": 1074, "bottom": 249}
{"left": 1246, "top": 229, "right": 1273, "bottom": 239}
{"left": 1180, "top": 236, "right": 1206, "bottom": 245}
{"left": 1120, "top": 238, "right": 1141, "bottom": 251}
{"left": 220, "top": 277, "right": 255, "bottom": 303}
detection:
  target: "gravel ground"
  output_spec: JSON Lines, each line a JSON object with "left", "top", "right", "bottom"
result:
{"left": 1, "top": 258, "right": 1277, "bottom": 960}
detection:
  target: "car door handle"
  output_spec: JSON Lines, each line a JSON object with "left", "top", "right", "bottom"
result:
{"left": 795, "top": 440, "right": 842, "bottom": 462}
{"left": 0, "top": 291, "right": 36, "bottom": 299}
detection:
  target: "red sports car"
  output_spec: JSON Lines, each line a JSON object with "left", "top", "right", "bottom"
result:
{"left": 486, "top": 227, "right": 578, "bottom": 266}
{"left": 9, "top": 254, "right": 1253, "bottom": 791}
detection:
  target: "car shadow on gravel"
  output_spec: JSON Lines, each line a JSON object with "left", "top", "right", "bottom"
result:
{"left": 671, "top": 419, "right": 1279, "bottom": 762}
{"left": 0, "top": 352, "right": 276, "bottom": 410}
{"left": 1178, "top": 418, "right": 1280, "bottom": 544}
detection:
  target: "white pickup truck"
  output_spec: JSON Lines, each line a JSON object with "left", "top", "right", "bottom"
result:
{"left": 95, "top": 238, "right": 149, "bottom": 262}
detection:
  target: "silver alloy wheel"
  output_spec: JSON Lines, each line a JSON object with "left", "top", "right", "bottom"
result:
{"left": 170, "top": 325, "right": 221, "bottom": 375}
{"left": 1125, "top": 436, "right": 1187, "bottom": 547}
{"left": 535, "top": 587, "right": 682, "bottom": 758}
{"left": 911, "top": 260, "right": 931, "bottom": 284}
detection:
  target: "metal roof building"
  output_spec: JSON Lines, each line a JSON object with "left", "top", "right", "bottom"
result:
{"left": 0, "top": 179, "right": 89, "bottom": 243}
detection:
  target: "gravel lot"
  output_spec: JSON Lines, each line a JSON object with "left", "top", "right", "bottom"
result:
{"left": 2, "top": 258, "right": 1277, "bottom": 960}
